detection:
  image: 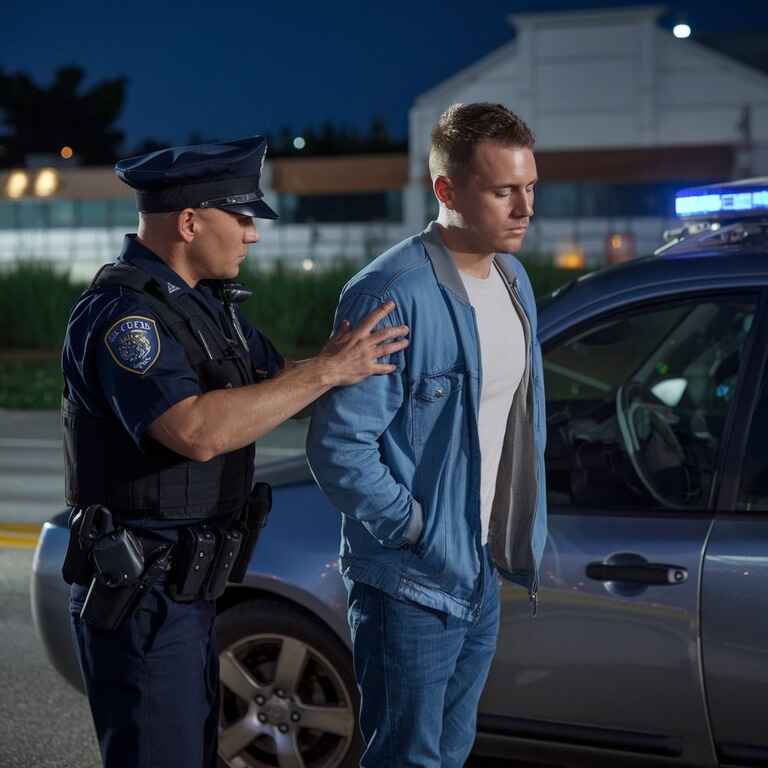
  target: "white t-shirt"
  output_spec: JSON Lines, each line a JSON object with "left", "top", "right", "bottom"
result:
{"left": 460, "top": 263, "right": 526, "bottom": 545}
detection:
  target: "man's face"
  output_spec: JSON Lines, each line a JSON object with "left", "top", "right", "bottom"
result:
{"left": 443, "top": 142, "right": 537, "bottom": 254}
{"left": 188, "top": 208, "right": 260, "bottom": 280}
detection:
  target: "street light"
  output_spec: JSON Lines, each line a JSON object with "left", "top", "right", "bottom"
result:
{"left": 5, "top": 171, "right": 29, "bottom": 199}
{"left": 34, "top": 168, "right": 59, "bottom": 197}
{"left": 673, "top": 23, "right": 691, "bottom": 39}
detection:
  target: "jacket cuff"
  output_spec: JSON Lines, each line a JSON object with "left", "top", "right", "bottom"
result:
{"left": 402, "top": 498, "right": 424, "bottom": 546}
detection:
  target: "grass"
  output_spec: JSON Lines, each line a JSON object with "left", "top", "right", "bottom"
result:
{"left": 0, "top": 358, "right": 62, "bottom": 410}
{"left": 0, "top": 259, "right": 590, "bottom": 409}
{"left": 0, "top": 263, "right": 84, "bottom": 350}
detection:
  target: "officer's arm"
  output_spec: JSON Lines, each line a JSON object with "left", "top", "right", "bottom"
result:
{"left": 146, "top": 302, "right": 408, "bottom": 462}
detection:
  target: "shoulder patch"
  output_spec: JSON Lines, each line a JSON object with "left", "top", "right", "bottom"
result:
{"left": 104, "top": 315, "right": 161, "bottom": 375}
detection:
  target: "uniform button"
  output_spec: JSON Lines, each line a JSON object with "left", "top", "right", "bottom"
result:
{"left": 434, "top": 388, "right": 444, "bottom": 398}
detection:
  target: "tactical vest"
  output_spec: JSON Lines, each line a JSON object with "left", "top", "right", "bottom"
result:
{"left": 63, "top": 263, "right": 259, "bottom": 522}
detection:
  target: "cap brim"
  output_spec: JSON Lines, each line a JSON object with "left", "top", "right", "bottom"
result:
{"left": 219, "top": 198, "right": 279, "bottom": 220}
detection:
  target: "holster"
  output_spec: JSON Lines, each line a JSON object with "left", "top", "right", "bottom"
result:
{"left": 80, "top": 545, "right": 172, "bottom": 631}
{"left": 229, "top": 482, "right": 272, "bottom": 584}
{"left": 62, "top": 505, "right": 113, "bottom": 586}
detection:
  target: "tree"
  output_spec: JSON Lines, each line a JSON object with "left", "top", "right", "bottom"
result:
{"left": 0, "top": 66, "right": 126, "bottom": 166}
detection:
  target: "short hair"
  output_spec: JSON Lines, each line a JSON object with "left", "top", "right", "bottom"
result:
{"left": 429, "top": 102, "right": 535, "bottom": 179}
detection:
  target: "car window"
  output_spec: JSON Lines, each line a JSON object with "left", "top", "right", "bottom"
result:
{"left": 544, "top": 296, "right": 757, "bottom": 511}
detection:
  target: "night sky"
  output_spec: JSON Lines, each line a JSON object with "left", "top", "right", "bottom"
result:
{"left": 4, "top": 0, "right": 767, "bottom": 151}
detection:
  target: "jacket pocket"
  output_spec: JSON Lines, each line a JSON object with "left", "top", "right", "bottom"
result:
{"left": 406, "top": 500, "right": 447, "bottom": 578}
{"left": 411, "top": 370, "right": 465, "bottom": 448}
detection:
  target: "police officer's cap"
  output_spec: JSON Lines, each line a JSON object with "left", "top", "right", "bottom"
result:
{"left": 115, "top": 136, "right": 278, "bottom": 220}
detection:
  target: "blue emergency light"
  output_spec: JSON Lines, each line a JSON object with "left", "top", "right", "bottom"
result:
{"left": 675, "top": 179, "right": 768, "bottom": 219}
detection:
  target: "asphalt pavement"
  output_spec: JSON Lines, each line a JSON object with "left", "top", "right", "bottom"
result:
{"left": 0, "top": 547, "right": 100, "bottom": 768}
{"left": 0, "top": 408, "right": 309, "bottom": 527}
{"left": 0, "top": 409, "right": 545, "bottom": 768}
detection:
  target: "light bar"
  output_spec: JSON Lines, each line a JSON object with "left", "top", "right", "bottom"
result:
{"left": 676, "top": 178, "right": 768, "bottom": 219}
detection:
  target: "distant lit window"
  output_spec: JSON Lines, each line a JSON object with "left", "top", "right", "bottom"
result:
{"left": 50, "top": 200, "right": 76, "bottom": 228}
{"left": 77, "top": 200, "right": 110, "bottom": 227}
{"left": 17, "top": 200, "right": 48, "bottom": 228}
{"left": 280, "top": 191, "right": 401, "bottom": 223}
{"left": 113, "top": 200, "right": 139, "bottom": 227}
{"left": 0, "top": 202, "right": 16, "bottom": 229}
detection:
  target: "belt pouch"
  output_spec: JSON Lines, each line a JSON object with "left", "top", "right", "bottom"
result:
{"left": 204, "top": 527, "right": 244, "bottom": 600}
{"left": 168, "top": 525, "right": 218, "bottom": 602}
{"left": 91, "top": 528, "right": 144, "bottom": 586}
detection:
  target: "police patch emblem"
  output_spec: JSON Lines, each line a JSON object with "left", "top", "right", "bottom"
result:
{"left": 104, "top": 316, "right": 161, "bottom": 375}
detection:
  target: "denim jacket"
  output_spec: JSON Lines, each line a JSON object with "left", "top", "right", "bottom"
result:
{"left": 306, "top": 222, "right": 547, "bottom": 621}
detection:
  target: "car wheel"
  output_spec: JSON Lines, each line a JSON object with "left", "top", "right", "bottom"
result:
{"left": 216, "top": 598, "right": 361, "bottom": 768}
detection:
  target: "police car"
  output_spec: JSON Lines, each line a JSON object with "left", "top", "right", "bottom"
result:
{"left": 33, "top": 179, "right": 768, "bottom": 768}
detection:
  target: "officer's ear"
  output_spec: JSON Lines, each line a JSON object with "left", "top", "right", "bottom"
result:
{"left": 177, "top": 209, "right": 197, "bottom": 243}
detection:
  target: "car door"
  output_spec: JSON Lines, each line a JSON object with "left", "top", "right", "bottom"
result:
{"left": 701, "top": 289, "right": 768, "bottom": 768}
{"left": 479, "top": 290, "right": 762, "bottom": 767}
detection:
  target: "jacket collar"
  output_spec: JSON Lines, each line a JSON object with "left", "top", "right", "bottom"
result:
{"left": 420, "top": 221, "right": 519, "bottom": 304}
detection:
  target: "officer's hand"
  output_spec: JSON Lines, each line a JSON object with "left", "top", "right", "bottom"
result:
{"left": 320, "top": 301, "right": 409, "bottom": 386}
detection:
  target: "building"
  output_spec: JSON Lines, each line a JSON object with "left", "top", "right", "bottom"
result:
{"left": 2, "top": 5, "right": 767, "bottom": 275}
{"left": 406, "top": 5, "right": 768, "bottom": 264}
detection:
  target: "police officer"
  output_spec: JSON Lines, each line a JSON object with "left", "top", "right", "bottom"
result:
{"left": 62, "top": 136, "right": 410, "bottom": 768}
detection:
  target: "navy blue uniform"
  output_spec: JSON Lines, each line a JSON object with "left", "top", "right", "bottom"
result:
{"left": 65, "top": 235, "right": 282, "bottom": 768}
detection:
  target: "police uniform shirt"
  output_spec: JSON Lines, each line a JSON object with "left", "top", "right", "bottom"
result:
{"left": 63, "top": 234, "right": 283, "bottom": 462}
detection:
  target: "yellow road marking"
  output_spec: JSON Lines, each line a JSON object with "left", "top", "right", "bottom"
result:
{"left": 0, "top": 523, "right": 42, "bottom": 550}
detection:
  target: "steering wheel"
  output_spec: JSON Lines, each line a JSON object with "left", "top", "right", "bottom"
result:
{"left": 616, "top": 381, "right": 701, "bottom": 509}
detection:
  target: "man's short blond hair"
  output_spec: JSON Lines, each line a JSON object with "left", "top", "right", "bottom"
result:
{"left": 428, "top": 102, "right": 535, "bottom": 180}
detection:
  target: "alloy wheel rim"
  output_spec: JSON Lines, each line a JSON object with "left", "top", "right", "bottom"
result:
{"left": 218, "top": 633, "right": 355, "bottom": 768}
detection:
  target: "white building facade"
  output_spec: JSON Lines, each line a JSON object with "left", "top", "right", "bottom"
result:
{"left": 406, "top": 5, "right": 768, "bottom": 262}
{"left": 2, "top": 6, "right": 767, "bottom": 274}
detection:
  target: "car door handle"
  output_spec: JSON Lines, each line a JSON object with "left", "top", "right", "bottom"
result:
{"left": 586, "top": 562, "right": 688, "bottom": 586}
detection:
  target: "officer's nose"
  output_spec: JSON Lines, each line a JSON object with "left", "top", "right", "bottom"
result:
{"left": 244, "top": 221, "right": 260, "bottom": 245}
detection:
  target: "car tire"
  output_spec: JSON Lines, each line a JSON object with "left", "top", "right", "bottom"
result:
{"left": 216, "top": 598, "right": 362, "bottom": 768}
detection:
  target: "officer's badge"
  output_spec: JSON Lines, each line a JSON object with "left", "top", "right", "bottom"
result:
{"left": 104, "top": 316, "right": 161, "bottom": 375}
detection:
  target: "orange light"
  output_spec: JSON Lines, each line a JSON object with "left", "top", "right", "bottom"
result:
{"left": 60, "top": 146, "right": 74, "bottom": 160}
{"left": 610, "top": 234, "right": 623, "bottom": 250}
{"left": 555, "top": 245, "right": 586, "bottom": 270}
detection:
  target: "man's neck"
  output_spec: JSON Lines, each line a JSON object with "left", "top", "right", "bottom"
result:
{"left": 135, "top": 235, "right": 199, "bottom": 288}
{"left": 434, "top": 221, "right": 494, "bottom": 279}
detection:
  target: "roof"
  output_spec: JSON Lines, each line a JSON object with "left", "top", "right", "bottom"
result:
{"left": 540, "top": 247, "right": 768, "bottom": 340}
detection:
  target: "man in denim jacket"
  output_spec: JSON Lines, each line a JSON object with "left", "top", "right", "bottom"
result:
{"left": 307, "top": 103, "right": 547, "bottom": 767}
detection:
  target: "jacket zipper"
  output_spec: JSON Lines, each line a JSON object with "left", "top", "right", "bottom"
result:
{"left": 467, "top": 302, "right": 486, "bottom": 619}
{"left": 509, "top": 275, "right": 540, "bottom": 617}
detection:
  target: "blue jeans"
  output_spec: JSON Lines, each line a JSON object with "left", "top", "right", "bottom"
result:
{"left": 347, "top": 546, "right": 501, "bottom": 767}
